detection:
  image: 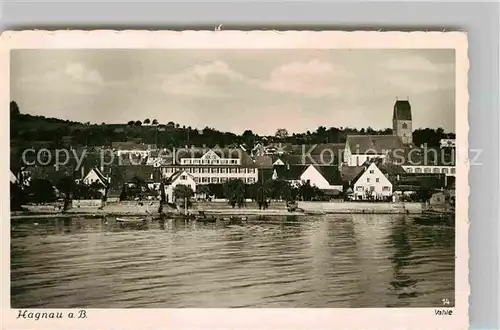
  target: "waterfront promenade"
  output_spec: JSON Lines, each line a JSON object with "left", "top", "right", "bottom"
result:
{"left": 11, "top": 200, "right": 428, "bottom": 220}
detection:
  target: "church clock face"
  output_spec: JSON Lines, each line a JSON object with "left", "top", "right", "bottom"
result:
{"left": 402, "top": 123, "right": 408, "bottom": 129}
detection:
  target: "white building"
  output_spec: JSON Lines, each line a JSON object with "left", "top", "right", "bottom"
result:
{"left": 161, "top": 147, "right": 259, "bottom": 185}
{"left": 112, "top": 142, "right": 156, "bottom": 158}
{"left": 300, "top": 165, "right": 343, "bottom": 191}
{"left": 164, "top": 170, "right": 197, "bottom": 203}
{"left": 440, "top": 139, "right": 456, "bottom": 148}
{"left": 402, "top": 165, "right": 455, "bottom": 177}
{"left": 82, "top": 167, "right": 110, "bottom": 195}
{"left": 352, "top": 162, "right": 393, "bottom": 200}
{"left": 273, "top": 164, "right": 343, "bottom": 192}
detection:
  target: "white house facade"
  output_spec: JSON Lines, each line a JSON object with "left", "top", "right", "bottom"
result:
{"left": 82, "top": 168, "right": 110, "bottom": 195}
{"left": 352, "top": 163, "right": 393, "bottom": 200}
{"left": 161, "top": 148, "right": 259, "bottom": 185}
{"left": 402, "top": 165, "right": 456, "bottom": 177}
{"left": 165, "top": 170, "right": 197, "bottom": 203}
{"left": 300, "top": 165, "right": 343, "bottom": 191}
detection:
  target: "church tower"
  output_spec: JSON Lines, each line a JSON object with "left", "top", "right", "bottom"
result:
{"left": 392, "top": 99, "right": 413, "bottom": 145}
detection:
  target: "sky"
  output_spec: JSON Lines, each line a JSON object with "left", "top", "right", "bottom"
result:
{"left": 11, "top": 49, "right": 455, "bottom": 135}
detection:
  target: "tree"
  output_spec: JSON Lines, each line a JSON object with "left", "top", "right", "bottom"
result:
{"left": 173, "top": 184, "right": 194, "bottom": 209}
{"left": 127, "top": 120, "right": 135, "bottom": 126}
{"left": 152, "top": 119, "right": 159, "bottom": 125}
{"left": 10, "top": 101, "right": 20, "bottom": 117}
{"left": 242, "top": 130, "right": 256, "bottom": 149}
{"left": 89, "top": 181, "right": 105, "bottom": 198}
{"left": 119, "top": 184, "right": 128, "bottom": 201}
{"left": 275, "top": 128, "right": 289, "bottom": 139}
{"left": 196, "top": 185, "right": 211, "bottom": 200}
{"left": 55, "top": 175, "right": 74, "bottom": 210}
{"left": 135, "top": 120, "right": 142, "bottom": 126}
{"left": 10, "top": 182, "right": 25, "bottom": 211}
{"left": 297, "top": 181, "right": 316, "bottom": 201}
{"left": 223, "top": 179, "right": 246, "bottom": 208}
{"left": 144, "top": 118, "right": 151, "bottom": 124}
{"left": 26, "top": 179, "right": 57, "bottom": 203}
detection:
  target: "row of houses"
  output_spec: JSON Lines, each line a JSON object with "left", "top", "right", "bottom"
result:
{"left": 11, "top": 138, "right": 456, "bottom": 204}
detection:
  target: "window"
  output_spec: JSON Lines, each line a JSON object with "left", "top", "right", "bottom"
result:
{"left": 406, "top": 167, "right": 413, "bottom": 173}
{"left": 221, "top": 168, "right": 227, "bottom": 173}
{"left": 424, "top": 168, "right": 431, "bottom": 173}
{"left": 211, "top": 177, "right": 218, "bottom": 183}
{"left": 203, "top": 168, "right": 209, "bottom": 174}
{"left": 433, "top": 168, "right": 440, "bottom": 174}
{"left": 248, "top": 168, "right": 254, "bottom": 173}
{"left": 382, "top": 186, "right": 390, "bottom": 191}
{"left": 231, "top": 159, "right": 237, "bottom": 164}
{"left": 193, "top": 168, "right": 199, "bottom": 173}
{"left": 402, "top": 123, "right": 408, "bottom": 129}
{"left": 247, "top": 178, "right": 255, "bottom": 184}
{"left": 211, "top": 168, "right": 218, "bottom": 174}
{"left": 369, "top": 170, "right": 374, "bottom": 174}
{"left": 415, "top": 167, "right": 422, "bottom": 173}
{"left": 451, "top": 168, "right": 455, "bottom": 174}
{"left": 194, "top": 177, "right": 200, "bottom": 183}
{"left": 356, "top": 186, "right": 363, "bottom": 192}
{"left": 367, "top": 178, "right": 370, "bottom": 183}
{"left": 442, "top": 168, "right": 448, "bottom": 174}
{"left": 180, "top": 175, "right": 187, "bottom": 180}
{"left": 230, "top": 168, "right": 236, "bottom": 173}
{"left": 239, "top": 168, "right": 246, "bottom": 173}
{"left": 202, "top": 177, "right": 209, "bottom": 183}
{"left": 376, "top": 178, "right": 379, "bottom": 183}
{"left": 221, "top": 177, "right": 227, "bottom": 183}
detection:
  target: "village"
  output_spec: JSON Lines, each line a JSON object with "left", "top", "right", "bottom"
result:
{"left": 10, "top": 100, "right": 456, "bottom": 216}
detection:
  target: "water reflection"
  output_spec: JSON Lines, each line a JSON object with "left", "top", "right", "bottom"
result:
{"left": 11, "top": 214, "right": 454, "bottom": 308}
{"left": 387, "top": 217, "right": 419, "bottom": 306}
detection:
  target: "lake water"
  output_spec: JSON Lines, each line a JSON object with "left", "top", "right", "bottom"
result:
{"left": 11, "top": 214, "right": 455, "bottom": 308}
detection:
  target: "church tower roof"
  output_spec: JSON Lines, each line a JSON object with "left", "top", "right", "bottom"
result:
{"left": 393, "top": 100, "right": 412, "bottom": 121}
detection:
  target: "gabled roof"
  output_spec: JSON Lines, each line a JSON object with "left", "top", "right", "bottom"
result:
{"left": 165, "top": 170, "right": 193, "bottom": 185}
{"left": 393, "top": 100, "right": 412, "bottom": 121}
{"left": 346, "top": 135, "right": 404, "bottom": 154}
{"left": 274, "top": 165, "right": 308, "bottom": 181}
{"left": 88, "top": 167, "right": 110, "bottom": 186}
{"left": 340, "top": 166, "right": 365, "bottom": 183}
{"left": 108, "top": 165, "right": 160, "bottom": 189}
{"left": 253, "top": 155, "right": 273, "bottom": 169}
{"left": 313, "top": 165, "right": 343, "bottom": 185}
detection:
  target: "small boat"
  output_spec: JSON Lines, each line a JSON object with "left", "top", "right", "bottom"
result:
{"left": 116, "top": 217, "right": 147, "bottom": 228}
{"left": 222, "top": 216, "right": 248, "bottom": 226}
{"left": 195, "top": 211, "right": 217, "bottom": 223}
{"left": 116, "top": 217, "right": 146, "bottom": 223}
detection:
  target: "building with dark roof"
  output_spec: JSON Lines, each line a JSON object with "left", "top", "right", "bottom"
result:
{"left": 160, "top": 147, "right": 259, "bottom": 185}
{"left": 272, "top": 164, "right": 343, "bottom": 192}
{"left": 344, "top": 135, "right": 404, "bottom": 166}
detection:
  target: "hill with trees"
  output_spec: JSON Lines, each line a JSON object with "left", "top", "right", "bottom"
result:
{"left": 10, "top": 101, "right": 456, "bottom": 153}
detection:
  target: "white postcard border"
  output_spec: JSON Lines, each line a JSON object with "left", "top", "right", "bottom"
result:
{"left": 0, "top": 30, "right": 469, "bottom": 330}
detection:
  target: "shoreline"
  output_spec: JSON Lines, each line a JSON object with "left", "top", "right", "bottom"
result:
{"left": 11, "top": 204, "right": 454, "bottom": 220}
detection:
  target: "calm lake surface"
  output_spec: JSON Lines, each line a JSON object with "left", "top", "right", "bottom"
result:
{"left": 11, "top": 214, "right": 455, "bottom": 308}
